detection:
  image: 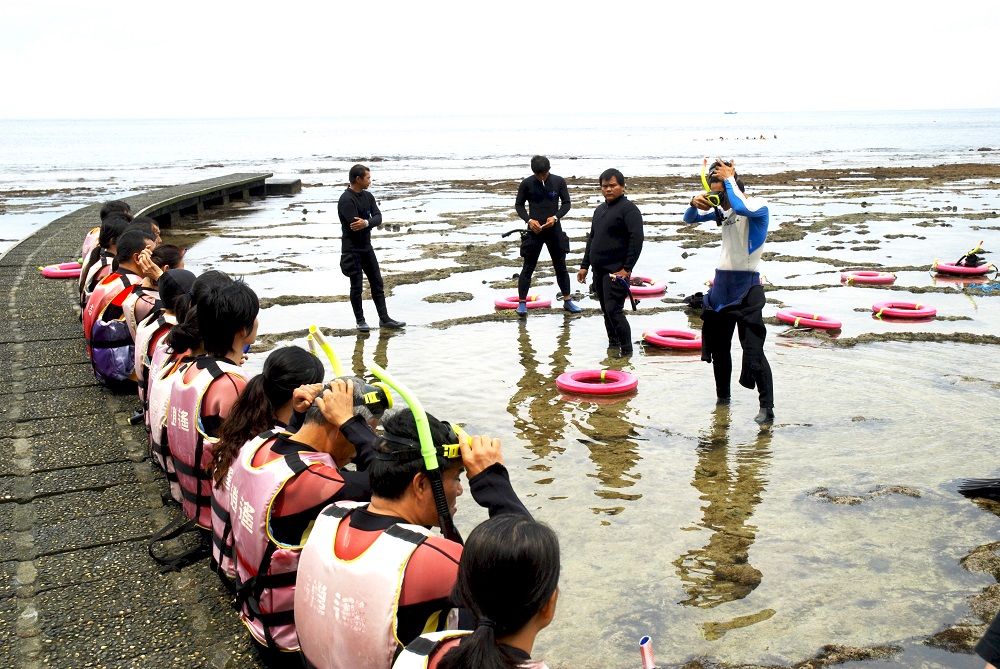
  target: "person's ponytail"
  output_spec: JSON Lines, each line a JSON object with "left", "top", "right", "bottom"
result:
{"left": 438, "top": 515, "right": 560, "bottom": 669}
{"left": 213, "top": 375, "right": 273, "bottom": 487}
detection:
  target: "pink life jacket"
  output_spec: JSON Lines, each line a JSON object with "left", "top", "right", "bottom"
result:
{"left": 122, "top": 285, "right": 160, "bottom": 342}
{"left": 229, "top": 432, "right": 339, "bottom": 651}
{"left": 148, "top": 353, "right": 186, "bottom": 502}
{"left": 80, "top": 249, "right": 112, "bottom": 307}
{"left": 134, "top": 311, "right": 173, "bottom": 397}
{"left": 295, "top": 503, "right": 434, "bottom": 669}
{"left": 210, "top": 425, "right": 288, "bottom": 584}
{"left": 167, "top": 357, "right": 247, "bottom": 529}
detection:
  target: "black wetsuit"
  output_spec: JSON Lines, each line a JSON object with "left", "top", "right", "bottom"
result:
{"left": 338, "top": 188, "right": 389, "bottom": 322}
{"left": 581, "top": 195, "right": 644, "bottom": 349}
{"left": 977, "top": 609, "right": 1000, "bottom": 666}
{"left": 514, "top": 174, "right": 572, "bottom": 300}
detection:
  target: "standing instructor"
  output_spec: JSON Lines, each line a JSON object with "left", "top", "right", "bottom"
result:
{"left": 577, "top": 168, "right": 644, "bottom": 358}
{"left": 514, "top": 155, "right": 579, "bottom": 315}
{"left": 338, "top": 164, "right": 405, "bottom": 332}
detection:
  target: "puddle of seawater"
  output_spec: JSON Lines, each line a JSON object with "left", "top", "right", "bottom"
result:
{"left": 164, "top": 176, "right": 1000, "bottom": 669}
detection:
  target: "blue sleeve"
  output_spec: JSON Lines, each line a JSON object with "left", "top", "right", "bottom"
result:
{"left": 683, "top": 206, "right": 718, "bottom": 224}
{"left": 725, "top": 178, "right": 769, "bottom": 253}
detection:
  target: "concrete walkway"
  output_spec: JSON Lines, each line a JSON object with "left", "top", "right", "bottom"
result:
{"left": 0, "top": 178, "right": 271, "bottom": 668}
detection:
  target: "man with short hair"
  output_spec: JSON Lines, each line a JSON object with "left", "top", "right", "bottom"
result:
{"left": 294, "top": 409, "right": 529, "bottom": 669}
{"left": 513, "top": 155, "right": 579, "bottom": 315}
{"left": 338, "top": 164, "right": 405, "bottom": 332}
{"left": 577, "top": 168, "right": 644, "bottom": 358}
{"left": 684, "top": 159, "right": 773, "bottom": 424}
{"left": 83, "top": 229, "right": 155, "bottom": 389}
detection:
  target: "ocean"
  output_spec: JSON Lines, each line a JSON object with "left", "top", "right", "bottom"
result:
{"left": 2, "top": 109, "right": 998, "bottom": 254}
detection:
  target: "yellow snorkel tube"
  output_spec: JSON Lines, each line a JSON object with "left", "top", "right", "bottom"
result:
{"left": 308, "top": 325, "right": 346, "bottom": 377}
{"left": 369, "top": 362, "right": 464, "bottom": 544}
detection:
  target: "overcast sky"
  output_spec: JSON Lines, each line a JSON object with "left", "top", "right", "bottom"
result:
{"left": 3, "top": 0, "right": 998, "bottom": 119}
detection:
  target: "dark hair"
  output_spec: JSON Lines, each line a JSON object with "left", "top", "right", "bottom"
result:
{"left": 368, "top": 408, "right": 457, "bottom": 500}
{"left": 196, "top": 280, "right": 259, "bottom": 358}
{"left": 599, "top": 168, "right": 625, "bottom": 187}
{"left": 151, "top": 244, "right": 183, "bottom": 271}
{"left": 349, "top": 164, "right": 369, "bottom": 184}
{"left": 158, "top": 269, "right": 196, "bottom": 313}
{"left": 530, "top": 155, "right": 550, "bottom": 175}
{"left": 114, "top": 229, "right": 153, "bottom": 265}
{"left": 439, "top": 516, "right": 561, "bottom": 669}
{"left": 301, "top": 376, "right": 379, "bottom": 427}
{"left": 125, "top": 216, "right": 160, "bottom": 239}
{"left": 708, "top": 160, "right": 746, "bottom": 193}
{"left": 100, "top": 200, "right": 131, "bottom": 221}
{"left": 166, "top": 270, "right": 233, "bottom": 353}
{"left": 213, "top": 347, "right": 325, "bottom": 486}
{"left": 98, "top": 213, "right": 132, "bottom": 249}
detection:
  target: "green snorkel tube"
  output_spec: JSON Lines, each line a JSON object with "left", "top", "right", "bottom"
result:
{"left": 369, "top": 362, "right": 464, "bottom": 545}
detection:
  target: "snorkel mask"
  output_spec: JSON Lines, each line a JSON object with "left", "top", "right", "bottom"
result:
{"left": 370, "top": 362, "right": 468, "bottom": 544}
{"left": 701, "top": 158, "right": 727, "bottom": 209}
{"left": 307, "top": 325, "right": 393, "bottom": 418}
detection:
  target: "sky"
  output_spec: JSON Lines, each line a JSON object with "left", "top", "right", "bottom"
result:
{"left": 2, "top": 0, "right": 999, "bottom": 119}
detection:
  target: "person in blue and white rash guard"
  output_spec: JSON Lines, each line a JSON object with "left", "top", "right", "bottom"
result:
{"left": 683, "top": 159, "right": 774, "bottom": 424}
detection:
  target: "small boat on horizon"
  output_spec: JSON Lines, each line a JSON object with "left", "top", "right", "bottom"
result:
{"left": 724, "top": 111, "right": 737, "bottom": 114}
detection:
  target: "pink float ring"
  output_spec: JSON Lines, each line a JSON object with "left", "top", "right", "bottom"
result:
{"left": 627, "top": 276, "right": 666, "bottom": 296}
{"left": 840, "top": 270, "right": 895, "bottom": 285}
{"left": 775, "top": 309, "right": 842, "bottom": 330}
{"left": 494, "top": 295, "right": 552, "bottom": 310}
{"left": 642, "top": 329, "right": 702, "bottom": 350}
{"left": 40, "top": 261, "right": 83, "bottom": 279}
{"left": 932, "top": 261, "right": 992, "bottom": 276}
{"left": 556, "top": 369, "right": 638, "bottom": 396}
{"left": 872, "top": 301, "right": 937, "bottom": 319}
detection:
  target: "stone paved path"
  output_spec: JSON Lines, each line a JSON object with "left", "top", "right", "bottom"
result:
{"left": 1, "top": 178, "right": 271, "bottom": 668}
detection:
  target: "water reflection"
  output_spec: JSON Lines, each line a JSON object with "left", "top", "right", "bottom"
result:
{"left": 351, "top": 328, "right": 398, "bottom": 376}
{"left": 673, "top": 405, "right": 772, "bottom": 608}
{"left": 507, "top": 321, "right": 571, "bottom": 464}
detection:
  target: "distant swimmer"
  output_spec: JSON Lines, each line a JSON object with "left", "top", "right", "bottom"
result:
{"left": 513, "top": 155, "right": 580, "bottom": 315}
{"left": 684, "top": 159, "right": 774, "bottom": 424}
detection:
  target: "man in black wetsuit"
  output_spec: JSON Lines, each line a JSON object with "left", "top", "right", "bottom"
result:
{"left": 513, "top": 155, "right": 580, "bottom": 315}
{"left": 577, "top": 168, "right": 644, "bottom": 358}
{"left": 338, "top": 164, "right": 405, "bottom": 332}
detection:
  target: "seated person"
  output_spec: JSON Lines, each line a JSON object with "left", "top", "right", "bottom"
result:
{"left": 123, "top": 243, "right": 184, "bottom": 341}
{"left": 80, "top": 212, "right": 131, "bottom": 309}
{"left": 134, "top": 267, "right": 194, "bottom": 416}
{"left": 393, "top": 514, "right": 560, "bottom": 669}
{"left": 295, "top": 409, "right": 529, "bottom": 669}
{"left": 228, "top": 379, "right": 379, "bottom": 657}
{"left": 83, "top": 229, "right": 155, "bottom": 389}
{"left": 208, "top": 345, "right": 325, "bottom": 583}
{"left": 166, "top": 279, "right": 258, "bottom": 528}
{"left": 148, "top": 270, "right": 231, "bottom": 501}
{"left": 82, "top": 199, "right": 131, "bottom": 264}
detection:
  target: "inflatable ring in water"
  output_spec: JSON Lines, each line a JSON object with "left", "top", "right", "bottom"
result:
{"left": 872, "top": 301, "right": 937, "bottom": 319}
{"left": 642, "top": 329, "right": 702, "bottom": 350}
{"left": 775, "top": 309, "right": 842, "bottom": 330}
{"left": 39, "top": 261, "right": 83, "bottom": 279}
{"left": 494, "top": 295, "right": 552, "bottom": 310}
{"left": 840, "top": 270, "right": 895, "bottom": 285}
{"left": 627, "top": 276, "right": 666, "bottom": 296}
{"left": 556, "top": 369, "right": 638, "bottom": 396}
{"left": 932, "top": 260, "right": 993, "bottom": 276}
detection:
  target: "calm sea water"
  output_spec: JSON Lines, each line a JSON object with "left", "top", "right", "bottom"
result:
{"left": 2, "top": 109, "right": 998, "bottom": 253}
